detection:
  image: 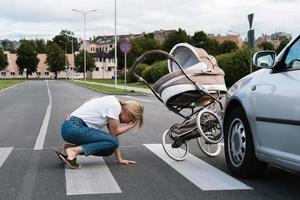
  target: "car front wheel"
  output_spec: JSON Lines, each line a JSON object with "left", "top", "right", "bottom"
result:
{"left": 224, "top": 106, "right": 266, "bottom": 178}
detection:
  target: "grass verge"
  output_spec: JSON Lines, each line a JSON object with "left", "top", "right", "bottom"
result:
{"left": 72, "top": 81, "right": 145, "bottom": 95}
{"left": 0, "top": 80, "right": 25, "bottom": 91}
{"left": 86, "top": 79, "right": 153, "bottom": 88}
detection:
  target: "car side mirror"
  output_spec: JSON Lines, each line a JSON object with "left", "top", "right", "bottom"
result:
{"left": 252, "top": 51, "right": 276, "bottom": 69}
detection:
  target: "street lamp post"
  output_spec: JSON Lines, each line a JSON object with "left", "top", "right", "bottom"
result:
{"left": 114, "top": 0, "right": 118, "bottom": 88}
{"left": 72, "top": 9, "right": 98, "bottom": 80}
{"left": 59, "top": 39, "right": 68, "bottom": 79}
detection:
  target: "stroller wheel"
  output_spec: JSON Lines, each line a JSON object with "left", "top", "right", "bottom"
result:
{"left": 196, "top": 109, "right": 223, "bottom": 144}
{"left": 197, "top": 135, "right": 222, "bottom": 157}
{"left": 162, "top": 129, "right": 188, "bottom": 161}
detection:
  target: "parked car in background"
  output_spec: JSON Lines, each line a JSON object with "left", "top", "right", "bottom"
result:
{"left": 223, "top": 35, "right": 300, "bottom": 178}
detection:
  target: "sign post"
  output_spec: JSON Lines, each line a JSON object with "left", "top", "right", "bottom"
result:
{"left": 119, "top": 39, "right": 132, "bottom": 90}
{"left": 247, "top": 13, "right": 254, "bottom": 73}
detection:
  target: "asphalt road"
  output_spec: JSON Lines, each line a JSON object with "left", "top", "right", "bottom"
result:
{"left": 0, "top": 80, "right": 299, "bottom": 200}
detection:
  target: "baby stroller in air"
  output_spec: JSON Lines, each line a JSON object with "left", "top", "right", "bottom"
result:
{"left": 132, "top": 43, "right": 227, "bottom": 161}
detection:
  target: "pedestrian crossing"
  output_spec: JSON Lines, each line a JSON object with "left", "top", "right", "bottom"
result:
{"left": 0, "top": 144, "right": 252, "bottom": 197}
{"left": 0, "top": 147, "right": 13, "bottom": 167}
{"left": 65, "top": 156, "right": 122, "bottom": 195}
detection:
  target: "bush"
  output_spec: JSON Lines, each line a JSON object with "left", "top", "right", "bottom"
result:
{"left": 127, "top": 63, "right": 149, "bottom": 83}
{"left": 216, "top": 48, "right": 259, "bottom": 86}
{"left": 141, "top": 66, "right": 153, "bottom": 83}
{"left": 150, "top": 60, "right": 168, "bottom": 82}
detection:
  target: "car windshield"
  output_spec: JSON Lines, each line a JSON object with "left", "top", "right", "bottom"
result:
{"left": 285, "top": 38, "right": 300, "bottom": 69}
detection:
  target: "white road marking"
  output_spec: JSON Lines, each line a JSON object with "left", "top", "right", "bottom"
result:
{"left": 122, "top": 95, "right": 153, "bottom": 103}
{"left": 65, "top": 156, "right": 122, "bottom": 195}
{"left": 144, "top": 144, "right": 252, "bottom": 191}
{"left": 34, "top": 80, "right": 52, "bottom": 150}
{"left": 0, "top": 147, "right": 13, "bottom": 167}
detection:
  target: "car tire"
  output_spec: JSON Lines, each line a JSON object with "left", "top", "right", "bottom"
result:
{"left": 224, "top": 106, "right": 267, "bottom": 178}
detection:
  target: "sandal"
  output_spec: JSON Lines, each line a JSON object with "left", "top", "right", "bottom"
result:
{"left": 55, "top": 150, "right": 80, "bottom": 169}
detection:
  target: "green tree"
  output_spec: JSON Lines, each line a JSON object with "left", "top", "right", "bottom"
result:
{"left": 46, "top": 43, "right": 65, "bottom": 79}
{"left": 162, "top": 28, "right": 190, "bottom": 52}
{"left": 16, "top": 40, "right": 39, "bottom": 79}
{"left": 219, "top": 40, "right": 238, "bottom": 54}
{"left": 74, "top": 50, "right": 96, "bottom": 77}
{"left": 191, "top": 31, "right": 209, "bottom": 46}
{"left": 52, "top": 30, "right": 79, "bottom": 53}
{"left": 0, "top": 48, "right": 8, "bottom": 71}
{"left": 276, "top": 38, "right": 290, "bottom": 54}
{"left": 33, "top": 39, "right": 47, "bottom": 53}
{"left": 190, "top": 31, "right": 221, "bottom": 56}
{"left": 257, "top": 41, "right": 274, "bottom": 50}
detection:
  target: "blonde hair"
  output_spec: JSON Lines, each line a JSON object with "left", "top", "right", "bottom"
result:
{"left": 120, "top": 100, "right": 144, "bottom": 128}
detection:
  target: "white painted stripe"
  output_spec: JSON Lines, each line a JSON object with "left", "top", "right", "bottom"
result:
{"left": 34, "top": 80, "right": 52, "bottom": 150}
{"left": 144, "top": 144, "right": 252, "bottom": 191}
{"left": 65, "top": 156, "right": 122, "bottom": 195}
{"left": 122, "top": 95, "right": 153, "bottom": 103}
{"left": 0, "top": 147, "right": 14, "bottom": 167}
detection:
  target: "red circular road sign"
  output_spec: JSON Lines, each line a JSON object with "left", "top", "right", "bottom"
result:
{"left": 119, "top": 39, "right": 132, "bottom": 54}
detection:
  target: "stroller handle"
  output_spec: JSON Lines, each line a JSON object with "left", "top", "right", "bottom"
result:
{"left": 132, "top": 50, "right": 170, "bottom": 82}
{"left": 131, "top": 50, "right": 171, "bottom": 103}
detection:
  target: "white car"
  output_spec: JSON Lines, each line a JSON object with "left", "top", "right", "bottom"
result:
{"left": 223, "top": 35, "right": 300, "bottom": 178}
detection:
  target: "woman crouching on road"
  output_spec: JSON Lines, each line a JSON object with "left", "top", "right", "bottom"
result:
{"left": 56, "top": 95, "right": 144, "bottom": 169}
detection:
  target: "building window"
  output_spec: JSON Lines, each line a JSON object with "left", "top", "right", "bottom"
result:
{"left": 19, "top": 72, "right": 23, "bottom": 75}
{"left": 108, "top": 67, "right": 111, "bottom": 72}
{"left": 1, "top": 72, "right": 6, "bottom": 76}
{"left": 109, "top": 44, "right": 113, "bottom": 48}
{"left": 45, "top": 72, "right": 49, "bottom": 76}
{"left": 10, "top": 72, "right": 15, "bottom": 76}
{"left": 96, "top": 67, "right": 99, "bottom": 71}
{"left": 37, "top": 72, "right": 41, "bottom": 76}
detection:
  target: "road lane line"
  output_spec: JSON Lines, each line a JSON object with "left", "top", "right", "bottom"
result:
{"left": 0, "top": 147, "right": 13, "bottom": 167}
{"left": 144, "top": 144, "right": 252, "bottom": 191}
{"left": 65, "top": 156, "right": 122, "bottom": 195}
{"left": 34, "top": 80, "right": 52, "bottom": 150}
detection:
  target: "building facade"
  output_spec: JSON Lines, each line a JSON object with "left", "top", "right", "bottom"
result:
{"left": 255, "top": 32, "right": 292, "bottom": 49}
{"left": 1, "top": 51, "right": 114, "bottom": 79}
{"left": 154, "top": 29, "right": 176, "bottom": 45}
{"left": 208, "top": 34, "right": 244, "bottom": 48}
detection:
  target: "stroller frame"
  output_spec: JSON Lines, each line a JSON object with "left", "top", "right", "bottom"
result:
{"left": 132, "top": 50, "right": 224, "bottom": 161}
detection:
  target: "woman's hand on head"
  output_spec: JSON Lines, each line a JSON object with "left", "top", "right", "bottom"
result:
{"left": 127, "top": 121, "right": 136, "bottom": 129}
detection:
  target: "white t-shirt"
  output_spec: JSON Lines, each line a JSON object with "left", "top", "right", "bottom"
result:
{"left": 71, "top": 96, "right": 122, "bottom": 130}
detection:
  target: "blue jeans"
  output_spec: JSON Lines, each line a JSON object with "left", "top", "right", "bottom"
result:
{"left": 61, "top": 116, "right": 119, "bottom": 156}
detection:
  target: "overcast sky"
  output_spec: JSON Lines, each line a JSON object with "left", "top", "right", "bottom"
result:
{"left": 0, "top": 0, "right": 299, "bottom": 41}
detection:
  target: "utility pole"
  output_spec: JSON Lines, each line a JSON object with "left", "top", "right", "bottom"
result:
{"left": 114, "top": 0, "right": 118, "bottom": 88}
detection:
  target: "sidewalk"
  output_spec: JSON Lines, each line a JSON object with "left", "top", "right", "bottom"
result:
{"left": 74, "top": 80, "right": 153, "bottom": 95}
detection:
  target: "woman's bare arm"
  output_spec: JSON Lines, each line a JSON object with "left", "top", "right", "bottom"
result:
{"left": 113, "top": 147, "right": 136, "bottom": 164}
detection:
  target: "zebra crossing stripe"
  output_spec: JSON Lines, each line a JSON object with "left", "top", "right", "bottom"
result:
{"left": 65, "top": 156, "right": 122, "bottom": 195}
{"left": 144, "top": 144, "right": 252, "bottom": 191}
{"left": 0, "top": 147, "right": 13, "bottom": 167}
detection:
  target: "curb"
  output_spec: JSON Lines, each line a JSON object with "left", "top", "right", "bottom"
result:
{"left": 68, "top": 81, "right": 152, "bottom": 97}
